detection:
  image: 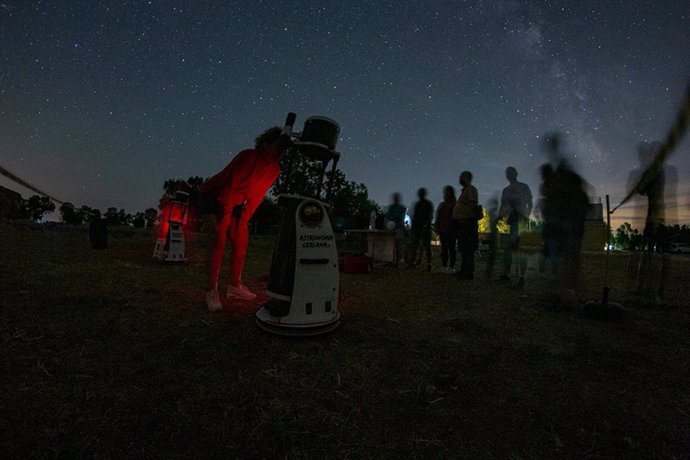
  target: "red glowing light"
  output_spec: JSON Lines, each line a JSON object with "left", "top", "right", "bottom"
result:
{"left": 156, "top": 196, "right": 189, "bottom": 240}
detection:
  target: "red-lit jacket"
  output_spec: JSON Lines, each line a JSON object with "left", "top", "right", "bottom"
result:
{"left": 199, "top": 148, "right": 281, "bottom": 218}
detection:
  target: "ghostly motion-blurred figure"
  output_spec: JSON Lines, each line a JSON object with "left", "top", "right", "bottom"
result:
{"left": 627, "top": 141, "right": 678, "bottom": 304}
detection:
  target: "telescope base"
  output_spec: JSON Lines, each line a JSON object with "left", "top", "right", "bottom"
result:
{"left": 255, "top": 307, "right": 340, "bottom": 337}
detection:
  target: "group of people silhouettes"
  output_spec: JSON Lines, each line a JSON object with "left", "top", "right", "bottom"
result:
{"left": 383, "top": 133, "right": 596, "bottom": 307}
{"left": 385, "top": 167, "right": 533, "bottom": 282}
{"left": 196, "top": 125, "right": 675, "bottom": 311}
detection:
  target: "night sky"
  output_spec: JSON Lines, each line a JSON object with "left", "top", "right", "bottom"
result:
{"left": 1, "top": 1, "right": 688, "bottom": 229}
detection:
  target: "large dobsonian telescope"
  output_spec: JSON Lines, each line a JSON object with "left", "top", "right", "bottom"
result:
{"left": 255, "top": 112, "right": 342, "bottom": 336}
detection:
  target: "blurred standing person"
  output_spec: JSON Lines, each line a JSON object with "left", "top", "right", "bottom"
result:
{"left": 628, "top": 140, "right": 678, "bottom": 305}
{"left": 624, "top": 142, "right": 652, "bottom": 279}
{"left": 452, "top": 171, "right": 479, "bottom": 280}
{"left": 409, "top": 187, "right": 434, "bottom": 270}
{"left": 435, "top": 185, "right": 457, "bottom": 273}
{"left": 540, "top": 133, "right": 590, "bottom": 308}
{"left": 484, "top": 195, "right": 500, "bottom": 279}
{"left": 536, "top": 164, "right": 556, "bottom": 276}
{"left": 499, "top": 166, "right": 533, "bottom": 288}
{"left": 385, "top": 192, "right": 407, "bottom": 267}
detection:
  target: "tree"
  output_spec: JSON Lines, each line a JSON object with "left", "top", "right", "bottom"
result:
{"left": 132, "top": 212, "right": 146, "bottom": 228}
{"left": 25, "top": 195, "right": 55, "bottom": 221}
{"left": 118, "top": 208, "right": 131, "bottom": 226}
{"left": 163, "top": 179, "right": 185, "bottom": 196}
{"left": 59, "top": 202, "right": 83, "bottom": 225}
{"left": 272, "top": 151, "right": 378, "bottom": 228}
{"left": 163, "top": 176, "right": 204, "bottom": 196}
{"left": 0, "top": 186, "right": 25, "bottom": 219}
{"left": 76, "top": 205, "right": 94, "bottom": 223}
{"left": 104, "top": 207, "right": 120, "bottom": 226}
{"left": 144, "top": 208, "right": 158, "bottom": 228}
{"left": 13, "top": 202, "right": 31, "bottom": 220}
{"left": 325, "top": 168, "right": 378, "bottom": 225}
{"left": 160, "top": 177, "right": 205, "bottom": 230}
{"left": 477, "top": 208, "right": 510, "bottom": 234}
{"left": 613, "top": 222, "right": 643, "bottom": 250}
{"left": 478, "top": 208, "right": 490, "bottom": 234}
{"left": 272, "top": 152, "right": 324, "bottom": 198}
{"left": 186, "top": 175, "right": 204, "bottom": 189}
{"left": 250, "top": 197, "right": 280, "bottom": 234}
{"left": 661, "top": 224, "right": 690, "bottom": 245}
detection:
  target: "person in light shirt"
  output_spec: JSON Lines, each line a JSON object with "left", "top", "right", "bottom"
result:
{"left": 385, "top": 192, "right": 407, "bottom": 266}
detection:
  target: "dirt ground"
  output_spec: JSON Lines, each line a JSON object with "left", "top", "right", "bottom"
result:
{"left": 1, "top": 223, "right": 689, "bottom": 458}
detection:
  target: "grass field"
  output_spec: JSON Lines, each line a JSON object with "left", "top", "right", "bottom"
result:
{"left": 1, "top": 223, "right": 689, "bottom": 458}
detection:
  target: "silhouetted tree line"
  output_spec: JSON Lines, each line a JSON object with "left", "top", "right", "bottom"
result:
{"left": 272, "top": 152, "right": 379, "bottom": 229}
{"left": 1, "top": 191, "right": 159, "bottom": 228}
{"left": 162, "top": 176, "right": 205, "bottom": 197}
{"left": 5, "top": 161, "right": 377, "bottom": 231}
{"left": 160, "top": 163, "right": 379, "bottom": 234}
{"left": 2, "top": 194, "right": 56, "bottom": 221}
{"left": 613, "top": 222, "right": 690, "bottom": 250}
{"left": 57, "top": 202, "right": 159, "bottom": 228}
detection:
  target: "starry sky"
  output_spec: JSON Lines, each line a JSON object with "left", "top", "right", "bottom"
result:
{"left": 1, "top": 0, "right": 688, "bottom": 229}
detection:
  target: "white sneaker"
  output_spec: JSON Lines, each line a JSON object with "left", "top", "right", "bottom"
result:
{"left": 206, "top": 290, "right": 223, "bottom": 312}
{"left": 227, "top": 284, "right": 257, "bottom": 300}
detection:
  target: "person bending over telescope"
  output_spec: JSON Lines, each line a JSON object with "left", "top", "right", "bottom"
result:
{"left": 198, "top": 127, "right": 291, "bottom": 311}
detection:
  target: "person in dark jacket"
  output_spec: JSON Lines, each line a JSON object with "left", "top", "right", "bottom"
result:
{"left": 435, "top": 185, "right": 456, "bottom": 273}
{"left": 409, "top": 187, "right": 434, "bottom": 270}
{"left": 452, "top": 171, "right": 479, "bottom": 280}
{"left": 540, "top": 133, "right": 590, "bottom": 307}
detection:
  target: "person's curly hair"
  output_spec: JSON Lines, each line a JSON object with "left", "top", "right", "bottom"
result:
{"left": 254, "top": 126, "right": 283, "bottom": 148}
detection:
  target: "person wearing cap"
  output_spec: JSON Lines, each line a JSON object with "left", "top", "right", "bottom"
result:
{"left": 198, "top": 127, "right": 291, "bottom": 311}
